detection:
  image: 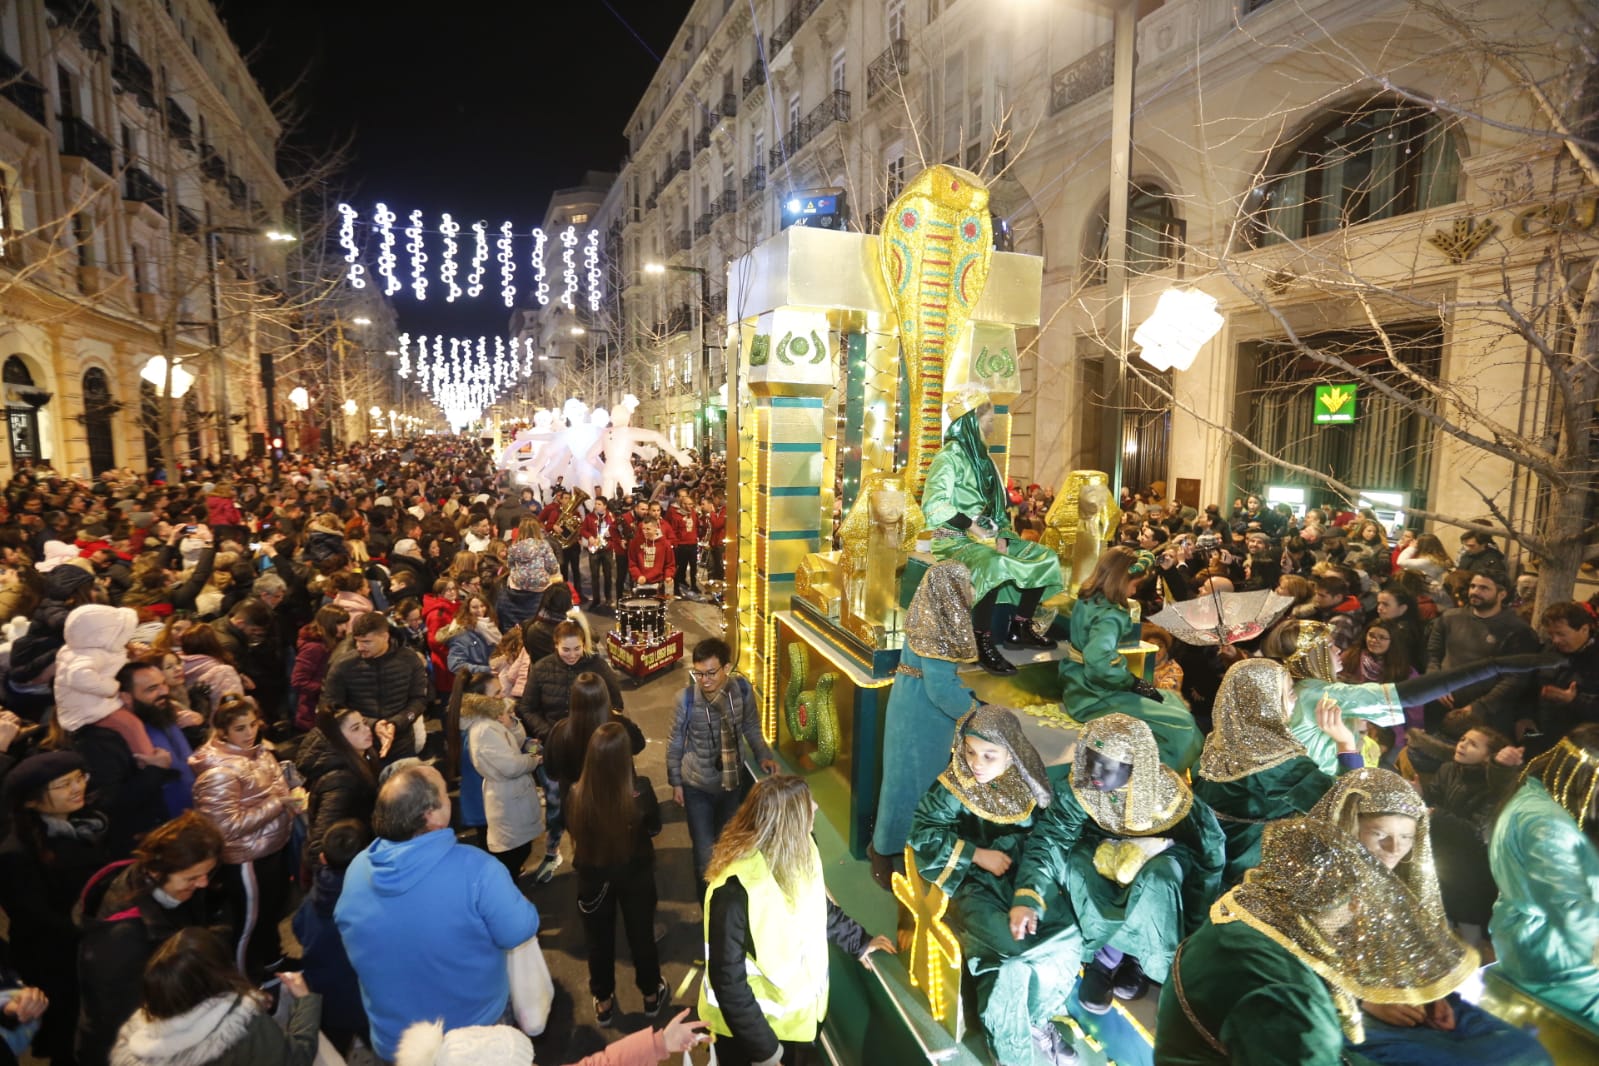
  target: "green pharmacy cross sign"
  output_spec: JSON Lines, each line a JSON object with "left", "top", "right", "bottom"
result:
{"left": 1314, "top": 384, "right": 1357, "bottom": 425}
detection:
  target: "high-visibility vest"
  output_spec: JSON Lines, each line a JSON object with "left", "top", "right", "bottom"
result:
{"left": 698, "top": 847, "right": 829, "bottom": 1043}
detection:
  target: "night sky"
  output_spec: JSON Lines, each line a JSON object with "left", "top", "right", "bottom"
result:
{"left": 215, "top": 0, "right": 694, "bottom": 340}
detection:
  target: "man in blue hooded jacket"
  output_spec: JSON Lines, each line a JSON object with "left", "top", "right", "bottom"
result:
{"left": 335, "top": 763, "right": 540, "bottom": 1060}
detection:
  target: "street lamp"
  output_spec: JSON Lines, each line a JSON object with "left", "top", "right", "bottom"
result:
{"left": 139, "top": 356, "right": 194, "bottom": 398}
{"left": 569, "top": 326, "right": 585, "bottom": 336}
{"left": 287, "top": 387, "right": 309, "bottom": 411}
{"left": 351, "top": 316, "right": 372, "bottom": 327}
{"left": 342, "top": 399, "right": 357, "bottom": 416}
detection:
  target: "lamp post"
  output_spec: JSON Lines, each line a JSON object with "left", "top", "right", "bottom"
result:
{"left": 644, "top": 261, "right": 713, "bottom": 457}
{"left": 200, "top": 225, "right": 295, "bottom": 462}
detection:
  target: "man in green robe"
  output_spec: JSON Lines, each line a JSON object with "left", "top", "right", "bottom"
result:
{"left": 921, "top": 387, "right": 1064, "bottom": 675}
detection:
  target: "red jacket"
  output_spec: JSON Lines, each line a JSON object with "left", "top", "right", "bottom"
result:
{"left": 580, "top": 510, "right": 626, "bottom": 553}
{"left": 665, "top": 505, "right": 697, "bottom": 544}
{"left": 206, "top": 495, "right": 243, "bottom": 526}
{"left": 627, "top": 532, "right": 676, "bottom": 584}
{"left": 421, "top": 592, "right": 460, "bottom": 694}
{"left": 704, "top": 506, "right": 726, "bottom": 545}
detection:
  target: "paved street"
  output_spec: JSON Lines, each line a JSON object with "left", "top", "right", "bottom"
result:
{"left": 521, "top": 596, "right": 726, "bottom": 1063}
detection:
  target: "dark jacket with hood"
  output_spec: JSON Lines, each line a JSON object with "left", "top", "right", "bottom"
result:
{"left": 292, "top": 729, "right": 378, "bottom": 870}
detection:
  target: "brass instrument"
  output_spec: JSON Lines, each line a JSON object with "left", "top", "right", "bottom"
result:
{"left": 555, "top": 488, "right": 589, "bottom": 549}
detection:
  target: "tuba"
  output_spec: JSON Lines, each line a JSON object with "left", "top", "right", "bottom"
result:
{"left": 556, "top": 488, "right": 590, "bottom": 549}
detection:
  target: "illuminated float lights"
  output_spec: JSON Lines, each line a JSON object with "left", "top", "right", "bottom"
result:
{"left": 336, "top": 203, "right": 603, "bottom": 310}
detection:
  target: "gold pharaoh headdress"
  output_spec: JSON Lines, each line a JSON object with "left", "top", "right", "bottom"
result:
{"left": 1309, "top": 767, "right": 1447, "bottom": 931}
{"left": 1217, "top": 818, "right": 1477, "bottom": 1044}
{"left": 940, "top": 704, "right": 1054, "bottom": 824}
{"left": 1199, "top": 658, "right": 1306, "bottom": 782}
{"left": 944, "top": 385, "right": 992, "bottom": 423}
{"left": 1285, "top": 620, "right": 1337, "bottom": 682}
{"left": 904, "top": 560, "right": 978, "bottom": 664}
{"left": 1070, "top": 713, "right": 1192, "bottom": 835}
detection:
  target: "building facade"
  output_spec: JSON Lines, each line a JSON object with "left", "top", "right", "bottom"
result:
{"left": 613, "top": 0, "right": 1594, "bottom": 568}
{"left": 0, "top": 0, "right": 292, "bottom": 477}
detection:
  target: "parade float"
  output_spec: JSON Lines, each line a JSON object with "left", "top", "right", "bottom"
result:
{"left": 719, "top": 164, "right": 1155, "bottom": 1066}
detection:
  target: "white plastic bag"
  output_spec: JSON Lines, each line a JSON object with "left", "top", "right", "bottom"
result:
{"left": 507, "top": 934, "right": 554, "bottom": 1036}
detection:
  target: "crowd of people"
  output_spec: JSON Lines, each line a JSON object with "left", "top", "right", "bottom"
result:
{"left": 0, "top": 440, "right": 759, "bottom": 1066}
{"left": 0, "top": 429, "right": 1593, "bottom": 1066}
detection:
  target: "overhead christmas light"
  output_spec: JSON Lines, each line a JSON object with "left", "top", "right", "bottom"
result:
{"left": 498, "top": 221, "right": 517, "bottom": 307}
{"left": 406, "top": 210, "right": 428, "bottom": 301}
{"left": 439, "top": 214, "right": 462, "bottom": 302}
{"left": 338, "top": 203, "right": 365, "bottom": 289}
{"left": 559, "top": 225, "right": 578, "bottom": 310}
{"left": 584, "top": 229, "right": 601, "bottom": 313}
{"left": 373, "top": 203, "right": 399, "bottom": 295}
{"left": 467, "top": 222, "right": 488, "bottom": 298}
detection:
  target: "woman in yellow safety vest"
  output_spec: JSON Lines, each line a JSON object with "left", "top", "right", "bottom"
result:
{"left": 699, "top": 774, "right": 895, "bottom": 1066}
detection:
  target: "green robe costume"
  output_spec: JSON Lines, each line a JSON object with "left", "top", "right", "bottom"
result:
{"left": 1060, "top": 594, "right": 1203, "bottom": 772}
{"left": 1193, "top": 757, "right": 1340, "bottom": 887}
{"left": 1291, "top": 678, "right": 1404, "bottom": 774}
{"left": 1154, "top": 919, "right": 1378, "bottom": 1066}
{"left": 921, "top": 410, "right": 1063, "bottom": 607}
{"left": 873, "top": 643, "right": 978, "bottom": 858}
{"left": 908, "top": 765, "right": 1082, "bottom": 1066}
{"left": 1489, "top": 778, "right": 1599, "bottom": 1032}
{"left": 1010, "top": 778, "right": 1224, "bottom": 983}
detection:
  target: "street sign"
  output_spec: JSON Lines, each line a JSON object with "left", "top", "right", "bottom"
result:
{"left": 1313, "top": 384, "right": 1357, "bottom": 425}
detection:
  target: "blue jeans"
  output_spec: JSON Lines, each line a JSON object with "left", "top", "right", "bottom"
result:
{"left": 683, "top": 784, "right": 744, "bottom": 890}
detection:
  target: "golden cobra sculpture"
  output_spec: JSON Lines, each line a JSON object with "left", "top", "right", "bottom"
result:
{"left": 877, "top": 164, "right": 994, "bottom": 498}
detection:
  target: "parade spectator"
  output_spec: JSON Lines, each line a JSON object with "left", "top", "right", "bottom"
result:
{"left": 1455, "top": 530, "right": 1507, "bottom": 576}
{"left": 335, "top": 763, "right": 540, "bottom": 1061}
{"left": 668, "top": 637, "right": 779, "bottom": 892}
{"left": 463, "top": 694, "right": 543, "bottom": 881}
{"left": 291, "top": 605, "right": 349, "bottom": 732}
{"left": 1533, "top": 600, "right": 1599, "bottom": 752}
{"left": 320, "top": 611, "right": 430, "bottom": 759}
{"left": 1425, "top": 569, "right": 1540, "bottom": 735}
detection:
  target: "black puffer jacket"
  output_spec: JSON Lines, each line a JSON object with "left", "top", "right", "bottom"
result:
{"left": 318, "top": 644, "right": 429, "bottom": 758}
{"left": 293, "top": 729, "right": 378, "bottom": 869}
{"left": 514, "top": 651, "right": 625, "bottom": 742}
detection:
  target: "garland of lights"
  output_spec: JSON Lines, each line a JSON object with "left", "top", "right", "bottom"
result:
{"left": 335, "top": 203, "right": 602, "bottom": 309}
{"left": 559, "top": 225, "right": 578, "bottom": 310}
{"left": 531, "top": 228, "right": 549, "bottom": 306}
{"left": 439, "top": 214, "right": 462, "bottom": 302}
{"left": 337, "top": 204, "right": 365, "bottom": 289}
{"left": 392, "top": 332, "right": 544, "bottom": 429}
{"left": 374, "top": 203, "right": 399, "bottom": 296}
{"left": 584, "top": 230, "right": 601, "bottom": 313}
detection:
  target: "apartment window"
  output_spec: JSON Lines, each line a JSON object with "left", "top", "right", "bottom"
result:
{"left": 887, "top": 0, "right": 906, "bottom": 42}
{"left": 571, "top": 213, "right": 590, "bottom": 224}
{"left": 831, "top": 50, "right": 847, "bottom": 94}
{"left": 131, "top": 242, "right": 149, "bottom": 292}
{"left": 1250, "top": 101, "right": 1460, "bottom": 246}
{"left": 122, "top": 124, "right": 138, "bottom": 167}
{"left": 73, "top": 214, "right": 93, "bottom": 268}
{"left": 56, "top": 65, "right": 77, "bottom": 118}
{"left": 787, "top": 94, "right": 800, "bottom": 141}
{"left": 885, "top": 149, "right": 907, "bottom": 201}
{"left": 753, "top": 130, "right": 765, "bottom": 167}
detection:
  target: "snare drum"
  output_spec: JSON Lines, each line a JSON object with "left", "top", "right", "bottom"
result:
{"left": 618, "top": 598, "right": 667, "bottom": 643}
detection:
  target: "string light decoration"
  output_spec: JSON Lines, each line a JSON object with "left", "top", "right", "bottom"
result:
{"left": 467, "top": 221, "right": 489, "bottom": 298}
{"left": 338, "top": 204, "right": 366, "bottom": 288}
{"left": 398, "top": 333, "right": 532, "bottom": 429}
{"left": 438, "top": 214, "right": 462, "bottom": 302}
{"left": 559, "top": 225, "right": 578, "bottom": 310}
{"left": 497, "top": 222, "right": 517, "bottom": 307}
{"left": 373, "top": 203, "right": 399, "bottom": 295}
{"left": 584, "top": 229, "right": 601, "bottom": 313}
{"left": 531, "top": 228, "right": 550, "bottom": 306}
{"left": 406, "top": 210, "right": 428, "bottom": 300}
{"left": 334, "top": 204, "right": 604, "bottom": 310}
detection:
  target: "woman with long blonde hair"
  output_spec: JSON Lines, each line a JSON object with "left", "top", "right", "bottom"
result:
{"left": 700, "top": 775, "right": 893, "bottom": 1066}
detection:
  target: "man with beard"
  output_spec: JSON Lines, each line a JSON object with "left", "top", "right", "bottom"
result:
{"left": 1426, "top": 568, "right": 1541, "bottom": 735}
{"left": 119, "top": 659, "right": 204, "bottom": 817}
{"left": 68, "top": 662, "right": 179, "bottom": 856}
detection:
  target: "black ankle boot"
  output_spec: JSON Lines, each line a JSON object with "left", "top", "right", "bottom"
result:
{"left": 975, "top": 629, "right": 1018, "bottom": 675}
{"left": 1004, "top": 614, "right": 1058, "bottom": 650}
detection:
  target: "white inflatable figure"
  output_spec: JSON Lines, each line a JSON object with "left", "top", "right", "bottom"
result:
{"left": 496, "top": 408, "right": 559, "bottom": 494}
{"left": 590, "top": 394, "right": 691, "bottom": 497}
{"left": 537, "top": 398, "right": 604, "bottom": 496}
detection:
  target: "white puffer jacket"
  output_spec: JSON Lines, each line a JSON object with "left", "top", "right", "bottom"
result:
{"left": 53, "top": 605, "right": 139, "bottom": 732}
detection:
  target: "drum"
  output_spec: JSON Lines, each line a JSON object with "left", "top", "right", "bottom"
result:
{"left": 618, "top": 598, "right": 667, "bottom": 643}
